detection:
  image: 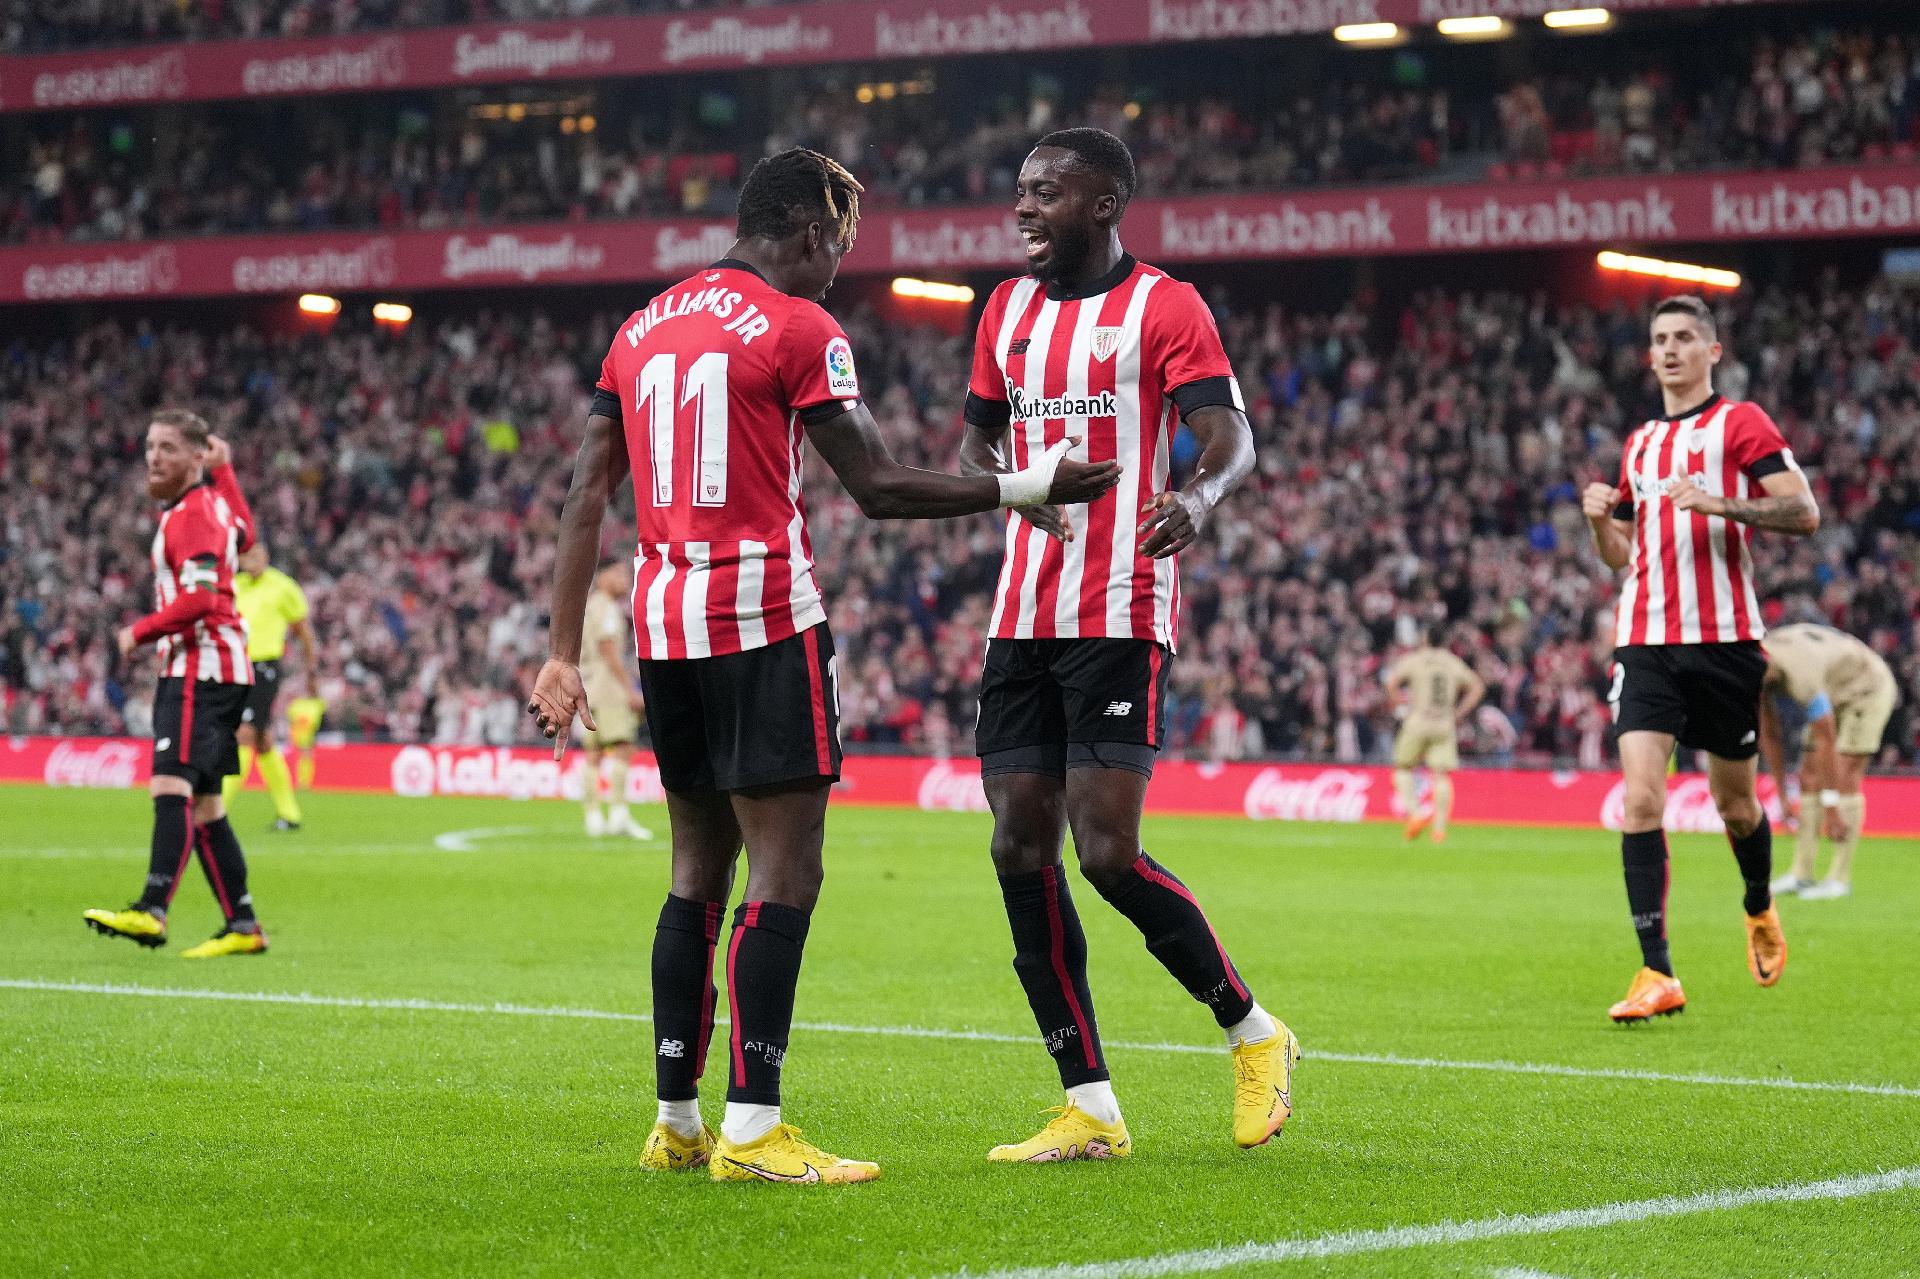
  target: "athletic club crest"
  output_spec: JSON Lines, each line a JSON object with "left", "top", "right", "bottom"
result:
{"left": 1091, "top": 326, "right": 1124, "bottom": 361}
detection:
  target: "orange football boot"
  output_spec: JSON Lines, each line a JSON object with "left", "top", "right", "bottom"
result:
{"left": 1404, "top": 811, "right": 1432, "bottom": 841}
{"left": 1608, "top": 967, "right": 1686, "bottom": 1023}
{"left": 1744, "top": 906, "right": 1787, "bottom": 987}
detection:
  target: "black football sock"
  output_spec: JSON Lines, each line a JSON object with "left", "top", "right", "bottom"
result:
{"left": 999, "top": 864, "right": 1108, "bottom": 1088}
{"left": 652, "top": 894, "right": 725, "bottom": 1102}
{"left": 723, "top": 901, "right": 810, "bottom": 1106}
{"left": 195, "top": 817, "right": 258, "bottom": 927}
{"left": 1622, "top": 829, "right": 1672, "bottom": 976}
{"left": 1728, "top": 812, "right": 1773, "bottom": 917}
{"left": 1095, "top": 852, "right": 1255, "bottom": 1028}
{"left": 135, "top": 794, "right": 194, "bottom": 916}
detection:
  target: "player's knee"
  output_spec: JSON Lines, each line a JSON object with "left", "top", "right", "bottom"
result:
{"left": 988, "top": 829, "right": 1055, "bottom": 877}
{"left": 1622, "top": 784, "right": 1666, "bottom": 831}
{"left": 236, "top": 724, "right": 258, "bottom": 749}
{"left": 1072, "top": 832, "right": 1138, "bottom": 894}
{"left": 191, "top": 794, "right": 224, "bottom": 824}
{"left": 1716, "top": 794, "right": 1761, "bottom": 838}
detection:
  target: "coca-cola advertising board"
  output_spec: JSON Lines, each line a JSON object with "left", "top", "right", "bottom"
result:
{"left": 10, "top": 737, "right": 1920, "bottom": 835}
{"left": 4, "top": 165, "right": 1918, "bottom": 307}
{"left": 0, "top": 0, "right": 1799, "bottom": 113}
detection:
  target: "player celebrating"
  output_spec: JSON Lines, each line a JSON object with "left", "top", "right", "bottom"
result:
{"left": 527, "top": 149, "right": 1119, "bottom": 1185}
{"left": 226, "top": 538, "right": 317, "bottom": 831}
{"left": 578, "top": 560, "right": 653, "bottom": 841}
{"left": 85, "top": 412, "right": 271, "bottom": 959}
{"left": 1382, "top": 630, "right": 1486, "bottom": 844}
{"left": 1581, "top": 295, "right": 1819, "bottom": 1023}
{"left": 1761, "top": 622, "right": 1898, "bottom": 900}
{"left": 958, "top": 128, "right": 1297, "bottom": 1161}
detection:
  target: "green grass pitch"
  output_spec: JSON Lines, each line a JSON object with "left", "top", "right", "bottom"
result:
{"left": 2, "top": 785, "right": 1917, "bottom": 1277}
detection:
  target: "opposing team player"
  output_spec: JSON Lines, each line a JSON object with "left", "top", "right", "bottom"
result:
{"left": 1581, "top": 295, "right": 1819, "bottom": 1023}
{"left": 85, "top": 412, "right": 271, "bottom": 959}
{"left": 527, "top": 149, "right": 1119, "bottom": 1184}
{"left": 1760, "top": 622, "right": 1898, "bottom": 900}
{"left": 1382, "top": 630, "right": 1486, "bottom": 844}
{"left": 578, "top": 560, "right": 653, "bottom": 841}
{"left": 958, "top": 128, "right": 1297, "bottom": 1161}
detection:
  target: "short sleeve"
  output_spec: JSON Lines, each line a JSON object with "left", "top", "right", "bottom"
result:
{"left": 285, "top": 577, "right": 310, "bottom": 623}
{"left": 776, "top": 302, "right": 860, "bottom": 420}
{"left": 1725, "top": 403, "right": 1792, "bottom": 478}
{"left": 1146, "top": 282, "right": 1242, "bottom": 416}
{"left": 964, "top": 292, "right": 1013, "bottom": 432}
{"left": 590, "top": 341, "right": 622, "bottom": 420}
{"left": 1613, "top": 442, "right": 1636, "bottom": 521}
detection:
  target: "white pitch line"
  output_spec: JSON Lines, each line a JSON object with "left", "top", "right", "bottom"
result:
{"left": 935, "top": 1166, "right": 1920, "bottom": 1279}
{"left": 1490, "top": 1269, "right": 1581, "bottom": 1279}
{"left": 4, "top": 978, "right": 1919, "bottom": 1101}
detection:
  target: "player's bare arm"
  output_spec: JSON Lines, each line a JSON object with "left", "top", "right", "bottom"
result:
{"left": 1456, "top": 670, "right": 1487, "bottom": 724}
{"left": 959, "top": 421, "right": 1070, "bottom": 542}
{"left": 809, "top": 400, "right": 1120, "bottom": 519}
{"left": 1138, "top": 403, "right": 1254, "bottom": 559}
{"left": 294, "top": 616, "right": 319, "bottom": 697}
{"left": 529, "top": 409, "right": 628, "bottom": 754}
{"left": 1582, "top": 482, "right": 1633, "bottom": 570}
{"left": 1669, "top": 469, "right": 1819, "bottom": 535}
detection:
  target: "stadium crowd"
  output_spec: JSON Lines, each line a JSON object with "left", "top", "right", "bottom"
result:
{"left": 5, "top": 271, "right": 1918, "bottom": 766}
{"left": 7, "top": 21, "right": 1917, "bottom": 243}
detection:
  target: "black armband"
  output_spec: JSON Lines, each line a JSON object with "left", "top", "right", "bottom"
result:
{"left": 589, "top": 387, "right": 621, "bottom": 420}
{"left": 1170, "top": 376, "right": 1239, "bottom": 419}
{"left": 1612, "top": 501, "right": 1634, "bottom": 521}
{"left": 964, "top": 391, "right": 1011, "bottom": 432}
{"left": 1746, "top": 451, "right": 1790, "bottom": 479}
{"left": 797, "top": 398, "right": 858, "bottom": 427}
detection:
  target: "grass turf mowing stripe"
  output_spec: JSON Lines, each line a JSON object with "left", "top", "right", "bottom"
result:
{"left": 7, "top": 977, "right": 1920, "bottom": 1100}
{"left": 936, "top": 1166, "right": 1920, "bottom": 1279}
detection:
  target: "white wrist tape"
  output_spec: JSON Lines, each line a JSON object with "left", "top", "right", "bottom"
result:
{"left": 997, "top": 437, "right": 1073, "bottom": 508}
{"left": 1819, "top": 789, "right": 1842, "bottom": 807}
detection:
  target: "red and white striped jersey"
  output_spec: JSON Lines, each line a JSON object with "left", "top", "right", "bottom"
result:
{"left": 137, "top": 472, "right": 253, "bottom": 684}
{"left": 595, "top": 260, "right": 858, "bottom": 660}
{"left": 1612, "top": 394, "right": 1796, "bottom": 648}
{"left": 965, "top": 256, "right": 1242, "bottom": 651}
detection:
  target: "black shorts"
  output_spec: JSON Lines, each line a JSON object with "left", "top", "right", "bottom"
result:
{"left": 638, "top": 625, "right": 842, "bottom": 794}
{"left": 241, "top": 660, "right": 280, "bottom": 733}
{"left": 975, "top": 638, "right": 1170, "bottom": 777}
{"left": 1610, "top": 641, "right": 1766, "bottom": 760}
{"left": 152, "top": 676, "right": 250, "bottom": 794}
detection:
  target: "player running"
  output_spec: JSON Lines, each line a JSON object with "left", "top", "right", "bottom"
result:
{"left": 226, "top": 538, "right": 317, "bottom": 831}
{"left": 85, "top": 412, "right": 271, "bottom": 959}
{"left": 578, "top": 560, "right": 653, "bottom": 841}
{"left": 1382, "top": 631, "right": 1486, "bottom": 844}
{"left": 958, "top": 128, "right": 1298, "bottom": 1161}
{"left": 527, "top": 149, "right": 1120, "bottom": 1185}
{"left": 1761, "top": 622, "right": 1898, "bottom": 901}
{"left": 1581, "top": 295, "right": 1819, "bottom": 1023}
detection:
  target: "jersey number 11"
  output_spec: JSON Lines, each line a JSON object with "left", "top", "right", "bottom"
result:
{"left": 636, "top": 351, "right": 729, "bottom": 509}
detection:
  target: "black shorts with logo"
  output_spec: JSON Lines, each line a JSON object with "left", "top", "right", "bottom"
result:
{"left": 1610, "top": 641, "right": 1766, "bottom": 761}
{"left": 241, "top": 660, "right": 280, "bottom": 732}
{"left": 975, "top": 638, "right": 1170, "bottom": 775}
{"left": 152, "top": 676, "right": 250, "bottom": 793}
{"left": 638, "top": 625, "right": 842, "bottom": 794}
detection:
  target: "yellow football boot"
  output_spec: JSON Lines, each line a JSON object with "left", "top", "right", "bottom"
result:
{"left": 641, "top": 1122, "right": 715, "bottom": 1172}
{"left": 181, "top": 929, "right": 269, "bottom": 959}
{"left": 1231, "top": 1024, "right": 1303, "bottom": 1148}
{"left": 83, "top": 907, "right": 166, "bottom": 948}
{"left": 987, "top": 1104, "right": 1132, "bottom": 1163}
{"left": 710, "top": 1125, "right": 878, "bottom": 1184}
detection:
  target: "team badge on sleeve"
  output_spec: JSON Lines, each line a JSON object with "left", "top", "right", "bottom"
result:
{"left": 825, "top": 337, "right": 860, "bottom": 397}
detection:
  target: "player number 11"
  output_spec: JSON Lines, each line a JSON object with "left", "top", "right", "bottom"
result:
{"left": 636, "top": 350, "right": 730, "bottom": 508}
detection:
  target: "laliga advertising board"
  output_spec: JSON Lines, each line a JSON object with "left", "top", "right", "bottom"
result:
{"left": 13, "top": 737, "right": 1920, "bottom": 835}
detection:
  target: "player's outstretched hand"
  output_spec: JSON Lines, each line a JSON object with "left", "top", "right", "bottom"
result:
{"left": 527, "top": 658, "right": 597, "bottom": 762}
{"left": 1046, "top": 456, "right": 1122, "bottom": 506}
{"left": 205, "top": 434, "right": 232, "bottom": 469}
{"left": 1582, "top": 482, "right": 1624, "bottom": 522}
{"left": 1821, "top": 802, "right": 1848, "bottom": 842}
{"left": 1018, "top": 504, "right": 1069, "bottom": 541}
{"left": 1137, "top": 490, "right": 1204, "bottom": 559}
{"left": 115, "top": 626, "right": 137, "bottom": 658}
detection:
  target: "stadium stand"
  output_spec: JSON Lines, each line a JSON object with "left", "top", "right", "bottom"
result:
{"left": 5, "top": 273, "right": 1917, "bottom": 763}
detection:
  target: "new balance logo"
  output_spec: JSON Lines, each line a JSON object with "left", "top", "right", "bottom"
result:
{"left": 1008, "top": 338, "right": 1030, "bottom": 355}
{"left": 658, "top": 1038, "right": 685, "bottom": 1059}
{"left": 1103, "top": 701, "right": 1133, "bottom": 716}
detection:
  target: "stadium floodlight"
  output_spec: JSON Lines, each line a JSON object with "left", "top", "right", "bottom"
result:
{"left": 1544, "top": 8, "right": 1612, "bottom": 29}
{"left": 1332, "top": 22, "right": 1400, "bottom": 43}
{"left": 1597, "top": 251, "right": 1741, "bottom": 290}
{"left": 891, "top": 277, "right": 976, "bottom": 304}
{"left": 297, "top": 294, "right": 341, "bottom": 316}
{"left": 1436, "top": 16, "right": 1509, "bottom": 38}
{"left": 372, "top": 302, "right": 414, "bottom": 325}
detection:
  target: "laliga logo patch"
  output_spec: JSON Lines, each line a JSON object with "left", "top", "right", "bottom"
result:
{"left": 825, "top": 337, "right": 859, "bottom": 396}
{"left": 1090, "top": 326, "right": 1124, "bottom": 362}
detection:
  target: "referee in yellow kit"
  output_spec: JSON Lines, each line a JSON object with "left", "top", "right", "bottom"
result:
{"left": 225, "top": 538, "right": 318, "bottom": 829}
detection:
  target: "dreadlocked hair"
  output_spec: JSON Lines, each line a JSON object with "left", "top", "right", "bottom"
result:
{"left": 736, "top": 148, "right": 864, "bottom": 248}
